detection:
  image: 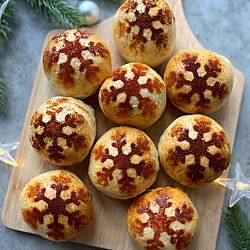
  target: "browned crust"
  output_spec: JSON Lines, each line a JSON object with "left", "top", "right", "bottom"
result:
{"left": 43, "top": 29, "right": 110, "bottom": 88}
{"left": 30, "top": 106, "right": 87, "bottom": 164}
{"left": 167, "top": 53, "right": 229, "bottom": 113}
{"left": 100, "top": 63, "right": 163, "bottom": 117}
{"left": 23, "top": 175, "right": 92, "bottom": 241}
{"left": 93, "top": 132, "right": 154, "bottom": 196}
{"left": 167, "top": 117, "right": 231, "bottom": 184}
{"left": 46, "top": 97, "right": 69, "bottom": 107}
{"left": 128, "top": 188, "right": 195, "bottom": 249}
{"left": 117, "top": 0, "right": 174, "bottom": 51}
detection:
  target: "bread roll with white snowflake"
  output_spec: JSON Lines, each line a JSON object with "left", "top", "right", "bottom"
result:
{"left": 127, "top": 187, "right": 199, "bottom": 250}
{"left": 43, "top": 29, "right": 111, "bottom": 99}
{"left": 158, "top": 115, "right": 231, "bottom": 187}
{"left": 99, "top": 63, "right": 166, "bottom": 129}
{"left": 19, "top": 170, "right": 93, "bottom": 241}
{"left": 164, "top": 49, "right": 234, "bottom": 114}
{"left": 88, "top": 126, "right": 159, "bottom": 199}
{"left": 113, "top": 0, "right": 176, "bottom": 67}
{"left": 30, "top": 96, "right": 96, "bottom": 166}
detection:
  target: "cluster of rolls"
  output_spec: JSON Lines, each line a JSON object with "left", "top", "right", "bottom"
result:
{"left": 19, "top": 0, "right": 234, "bottom": 248}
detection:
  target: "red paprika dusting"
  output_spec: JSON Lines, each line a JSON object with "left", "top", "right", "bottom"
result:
{"left": 93, "top": 132, "right": 154, "bottom": 196}
{"left": 169, "top": 124, "right": 185, "bottom": 138}
{"left": 43, "top": 30, "right": 109, "bottom": 88}
{"left": 101, "top": 63, "right": 163, "bottom": 117}
{"left": 120, "top": 0, "right": 173, "bottom": 51}
{"left": 134, "top": 189, "right": 193, "bottom": 249}
{"left": 168, "top": 54, "right": 228, "bottom": 112}
{"left": 168, "top": 71, "right": 177, "bottom": 87}
{"left": 51, "top": 173, "right": 72, "bottom": 185}
{"left": 23, "top": 179, "right": 91, "bottom": 240}
{"left": 46, "top": 97, "right": 69, "bottom": 107}
{"left": 115, "top": 20, "right": 128, "bottom": 38}
{"left": 27, "top": 182, "right": 42, "bottom": 199}
{"left": 168, "top": 118, "right": 229, "bottom": 183}
{"left": 23, "top": 208, "right": 44, "bottom": 230}
{"left": 31, "top": 107, "right": 87, "bottom": 163}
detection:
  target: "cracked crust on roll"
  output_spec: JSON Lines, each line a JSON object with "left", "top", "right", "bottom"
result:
{"left": 158, "top": 114, "right": 231, "bottom": 187}
{"left": 43, "top": 29, "right": 111, "bottom": 99}
{"left": 127, "top": 187, "right": 199, "bottom": 250}
{"left": 99, "top": 63, "right": 166, "bottom": 129}
{"left": 19, "top": 170, "right": 93, "bottom": 241}
{"left": 113, "top": 0, "right": 176, "bottom": 67}
{"left": 164, "top": 49, "right": 234, "bottom": 114}
{"left": 88, "top": 126, "right": 160, "bottom": 199}
{"left": 29, "top": 96, "right": 96, "bottom": 166}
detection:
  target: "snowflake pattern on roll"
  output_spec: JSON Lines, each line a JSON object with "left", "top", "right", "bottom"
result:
{"left": 168, "top": 118, "right": 229, "bottom": 182}
{"left": 93, "top": 132, "right": 154, "bottom": 196}
{"left": 99, "top": 63, "right": 166, "bottom": 129}
{"left": 29, "top": 97, "right": 96, "bottom": 166}
{"left": 21, "top": 172, "right": 93, "bottom": 241}
{"left": 101, "top": 63, "right": 162, "bottom": 116}
{"left": 89, "top": 127, "right": 159, "bottom": 198}
{"left": 158, "top": 115, "right": 231, "bottom": 186}
{"left": 31, "top": 106, "right": 86, "bottom": 162}
{"left": 128, "top": 188, "right": 198, "bottom": 250}
{"left": 169, "top": 54, "right": 228, "bottom": 110}
{"left": 44, "top": 30, "right": 109, "bottom": 87}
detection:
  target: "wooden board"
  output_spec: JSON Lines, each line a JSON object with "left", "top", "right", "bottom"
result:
{"left": 1, "top": 0, "right": 245, "bottom": 249}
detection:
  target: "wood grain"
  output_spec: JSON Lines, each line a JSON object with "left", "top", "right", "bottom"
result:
{"left": 1, "top": 0, "right": 244, "bottom": 249}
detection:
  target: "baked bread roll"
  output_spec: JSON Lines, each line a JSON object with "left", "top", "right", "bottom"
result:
{"left": 113, "top": 0, "right": 176, "bottom": 67}
{"left": 88, "top": 126, "right": 159, "bottom": 199}
{"left": 158, "top": 115, "right": 231, "bottom": 187}
{"left": 19, "top": 170, "right": 93, "bottom": 241}
{"left": 164, "top": 49, "right": 234, "bottom": 114}
{"left": 99, "top": 63, "right": 166, "bottom": 129}
{"left": 43, "top": 29, "right": 111, "bottom": 99}
{"left": 30, "top": 96, "right": 96, "bottom": 166}
{"left": 127, "top": 187, "right": 199, "bottom": 250}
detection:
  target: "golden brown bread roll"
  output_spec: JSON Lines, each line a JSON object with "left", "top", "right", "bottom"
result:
{"left": 43, "top": 29, "right": 111, "bottom": 99}
{"left": 164, "top": 49, "right": 234, "bottom": 114}
{"left": 113, "top": 0, "right": 176, "bottom": 67}
{"left": 88, "top": 126, "right": 159, "bottom": 199}
{"left": 19, "top": 170, "right": 93, "bottom": 241}
{"left": 127, "top": 187, "right": 199, "bottom": 250}
{"left": 158, "top": 115, "right": 231, "bottom": 187}
{"left": 29, "top": 96, "right": 96, "bottom": 166}
{"left": 99, "top": 63, "right": 166, "bottom": 129}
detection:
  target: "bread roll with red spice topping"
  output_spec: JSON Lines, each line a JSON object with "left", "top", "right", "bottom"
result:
{"left": 113, "top": 0, "right": 175, "bottom": 67}
{"left": 127, "top": 187, "right": 199, "bottom": 250}
{"left": 99, "top": 63, "right": 166, "bottom": 129}
{"left": 19, "top": 170, "right": 93, "bottom": 241}
{"left": 29, "top": 96, "right": 96, "bottom": 166}
{"left": 43, "top": 29, "right": 111, "bottom": 99}
{"left": 88, "top": 126, "right": 159, "bottom": 199}
{"left": 158, "top": 115, "right": 231, "bottom": 187}
{"left": 164, "top": 49, "right": 234, "bottom": 114}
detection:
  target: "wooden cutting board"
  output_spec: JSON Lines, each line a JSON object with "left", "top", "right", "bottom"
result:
{"left": 1, "top": 0, "right": 245, "bottom": 249}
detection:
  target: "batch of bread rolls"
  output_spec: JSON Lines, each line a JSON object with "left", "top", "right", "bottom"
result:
{"left": 19, "top": 0, "right": 234, "bottom": 249}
